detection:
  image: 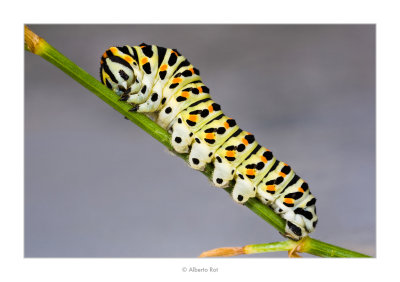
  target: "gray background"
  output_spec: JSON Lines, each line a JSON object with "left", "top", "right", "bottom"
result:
{"left": 25, "top": 25, "right": 375, "bottom": 257}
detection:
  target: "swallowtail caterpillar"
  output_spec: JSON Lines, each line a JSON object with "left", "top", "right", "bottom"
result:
{"left": 99, "top": 43, "right": 318, "bottom": 240}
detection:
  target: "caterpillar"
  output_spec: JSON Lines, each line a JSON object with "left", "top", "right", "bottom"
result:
{"left": 99, "top": 43, "right": 318, "bottom": 240}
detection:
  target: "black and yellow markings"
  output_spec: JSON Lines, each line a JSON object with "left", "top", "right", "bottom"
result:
{"left": 265, "top": 180, "right": 276, "bottom": 194}
{"left": 159, "top": 64, "right": 168, "bottom": 80}
{"left": 262, "top": 150, "right": 274, "bottom": 162}
{"left": 279, "top": 163, "right": 291, "bottom": 177}
{"left": 140, "top": 57, "right": 151, "bottom": 74}
{"left": 101, "top": 61, "right": 118, "bottom": 84}
{"left": 169, "top": 76, "right": 183, "bottom": 89}
{"left": 156, "top": 46, "right": 167, "bottom": 68}
{"left": 99, "top": 43, "right": 317, "bottom": 240}
{"left": 116, "top": 46, "right": 136, "bottom": 66}
{"left": 245, "top": 163, "right": 256, "bottom": 179}
{"left": 224, "top": 118, "right": 236, "bottom": 128}
{"left": 306, "top": 197, "right": 316, "bottom": 207}
{"left": 176, "top": 90, "right": 191, "bottom": 102}
{"left": 298, "top": 182, "right": 309, "bottom": 193}
{"left": 168, "top": 50, "right": 179, "bottom": 66}
{"left": 204, "top": 128, "right": 216, "bottom": 144}
{"left": 201, "top": 116, "right": 237, "bottom": 145}
{"left": 287, "top": 221, "right": 302, "bottom": 237}
{"left": 139, "top": 43, "right": 154, "bottom": 58}
{"left": 294, "top": 207, "right": 313, "bottom": 220}
{"left": 224, "top": 145, "right": 236, "bottom": 161}
{"left": 183, "top": 98, "right": 218, "bottom": 128}
{"left": 119, "top": 70, "right": 129, "bottom": 81}
{"left": 282, "top": 180, "right": 305, "bottom": 207}
{"left": 187, "top": 112, "right": 199, "bottom": 126}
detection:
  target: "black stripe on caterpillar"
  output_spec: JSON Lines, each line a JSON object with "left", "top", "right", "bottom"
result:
{"left": 99, "top": 43, "right": 318, "bottom": 240}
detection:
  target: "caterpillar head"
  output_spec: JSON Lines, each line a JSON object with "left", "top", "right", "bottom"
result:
{"left": 100, "top": 46, "right": 141, "bottom": 95}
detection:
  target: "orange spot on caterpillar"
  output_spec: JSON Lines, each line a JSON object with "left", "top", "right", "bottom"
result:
{"left": 208, "top": 105, "right": 214, "bottom": 113}
{"left": 110, "top": 47, "right": 118, "bottom": 55}
{"left": 246, "top": 169, "right": 255, "bottom": 176}
{"left": 190, "top": 68, "right": 195, "bottom": 74}
{"left": 284, "top": 198, "right": 294, "bottom": 204}
{"left": 298, "top": 187, "right": 304, "bottom": 193}
{"left": 226, "top": 151, "right": 235, "bottom": 158}
{"left": 181, "top": 91, "right": 190, "bottom": 98}
{"left": 124, "top": 56, "right": 133, "bottom": 64}
{"left": 242, "top": 138, "right": 249, "bottom": 146}
{"left": 172, "top": 77, "right": 182, "bottom": 84}
{"left": 189, "top": 115, "right": 198, "bottom": 122}
{"left": 206, "top": 133, "right": 215, "bottom": 140}
{"left": 279, "top": 172, "right": 286, "bottom": 177}
{"left": 141, "top": 57, "right": 148, "bottom": 64}
{"left": 197, "top": 86, "right": 203, "bottom": 93}
{"left": 160, "top": 64, "right": 168, "bottom": 71}
{"left": 224, "top": 122, "right": 229, "bottom": 129}
{"left": 171, "top": 50, "right": 178, "bottom": 56}
{"left": 266, "top": 185, "right": 275, "bottom": 191}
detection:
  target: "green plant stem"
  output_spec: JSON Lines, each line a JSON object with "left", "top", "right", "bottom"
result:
{"left": 244, "top": 240, "right": 298, "bottom": 254}
{"left": 250, "top": 238, "right": 372, "bottom": 257}
{"left": 24, "top": 26, "right": 371, "bottom": 258}
{"left": 303, "top": 238, "right": 370, "bottom": 258}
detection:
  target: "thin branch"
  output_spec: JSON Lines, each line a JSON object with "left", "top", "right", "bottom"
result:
{"left": 199, "top": 240, "right": 298, "bottom": 257}
{"left": 24, "top": 25, "right": 371, "bottom": 258}
{"left": 200, "top": 237, "right": 370, "bottom": 258}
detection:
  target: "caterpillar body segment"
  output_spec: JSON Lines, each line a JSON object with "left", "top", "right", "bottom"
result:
{"left": 233, "top": 146, "right": 277, "bottom": 204}
{"left": 213, "top": 130, "right": 258, "bottom": 188}
{"left": 257, "top": 162, "right": 295, "bottom": 202}
{"left": 157, "top": 83, "right": 211, "bottom": 129}
{"left": 99, "top": 44, "right": 318, "bottom": 240}
{"left": 128, "top": 44, "right": 159, "bottom": 104}
{"left": 188, "top": 115, "right": 240, "bottom": 171}
{"left": 169, "top": 97, "right": 221, "bottom": 154}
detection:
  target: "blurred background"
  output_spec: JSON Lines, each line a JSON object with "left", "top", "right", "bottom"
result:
{"left": 25, "top": 25, "right": 375, "bottom": 257}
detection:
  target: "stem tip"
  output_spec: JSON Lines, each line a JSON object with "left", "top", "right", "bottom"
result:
{"left": 199, "top": 247, "right": 245, "bottom": 258}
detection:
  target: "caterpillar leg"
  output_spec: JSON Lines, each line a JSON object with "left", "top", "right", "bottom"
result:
{"left": 232, "top": 147, "right": 276, "bottom": 204}
{"left": 188, "top": 139, "right": 213, "bottom": 171}
{"left": 125, "top": 75, "right": 155, "bottom": 105}
{"left": 212, "top": 157, "right": 235, "bottom": 188}
{"left": 231, "top": 176, "right": 257, "bottom": 204}
{"left": 170, "top": 116, "right": 194, "bottom": 154}
{"left": 131, "top": 90, "right": 163, "bottom": 113}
